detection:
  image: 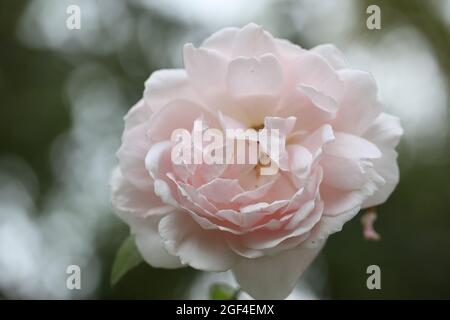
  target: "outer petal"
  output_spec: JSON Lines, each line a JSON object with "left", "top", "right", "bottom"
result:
{"left": 274, "top": 39, "right": 304, "bottom": 63}
{"left": 202, "top": 23, "right": 279, "bottom": 58}
{"left": 364, "top": 112, "right": 404, "bottom": 149}
{"left": 298, "top": 85, "right": 339, "bottom": 113}
{"left": 110, "top": 168, "right": 182, "bottom": 268}
{"left": 309, "top": 207, "right": 360, "bottom": 242}
{"left": 291, "top": 51, "right": 344, "bottom": 103}
{"left": 143, "top": 69, "right": 198, "bottom": 112}
{"left": 321, "top": 155, "right": 376, "bottom": 191}
{"left": 230, "top": 23, "right": 278, "bottom": 58}
{"left": 201, "top": 27, "right": 239, "bottom": 56}
{"left": 362, "top": 113, "right": 403, "bottom": 207}
{"left": 145, "top": 141, "right": 174, "bottom": 181}
{"left": 117, "top": 123, "right": 152, "bottom": 190}
{"left": 134, "top": 214, "right": 184, "bottom": 269}
{"left": 324, "top": 132, "right": 381, "bottom": 159}
{"left": 123, "top": 99, "right": 152, "bottom": 133}
{"left": 321, "top": 184, "right": 366, "bottom": 216}
{"left": 158, "top": 212, "right": 238, "bottom": 271}
{"left": 332, "top": 69, "right": 382, "bottom": 135}
{"left": 183, "top": 44, "right": 228, "bottom": 96}
{"left": 311, "top": 44, "right": 348, "bottom": 70}
{"left": 232, "top": 241, "right": 325, "bottom": 299}
{"left": 278, "top": 86, "right": 337, "bottom": 133}
{"left": 226, "top": 54, "right": 283, "bottom": 98}
{"left": 363, "top": 149, "right": 400, "bottom": 208}
{"left": 110, "top": 167, "right": 172, "bottom": 221}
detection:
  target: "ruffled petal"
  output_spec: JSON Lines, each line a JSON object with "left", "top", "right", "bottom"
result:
{"left": 311, "top": 44, "right": 348, "bottom": 70}
{"left": 230, "top": 23, "right": 278, "bottom": 58}
{"left": 363, "top": 149, "right": 400, "bottom": 208}
{"left": 144, "top": 69, "right": 198, "bottom": 112}
{"left": 227, "top": 54, "right": 283, "bottom": 98}
{"left": 364, "top": 112, "right": 404, "bottom": 149}
{"left": 158, "top": 212, "right": 238, "bottom": 271}
{"left": 134, "top": 214, "right": 183, "bottom": 269}
{"left": 332, "top": 69, "right": 382, "bottom": 135}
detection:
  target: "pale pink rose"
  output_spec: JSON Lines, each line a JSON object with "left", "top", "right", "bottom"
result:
{"left": 111, "top": 23, "right": 403, "bottom": 299}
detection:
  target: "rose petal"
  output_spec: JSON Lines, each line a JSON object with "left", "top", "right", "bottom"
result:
{"left": 111, "top": 168, "right": 172, "bottom": 219}
{"left": 363, "top": 149, "right": 400, "bottom": 208}
{"left": 201, "top": 27, "right": 239, "bottom": 56}
{"left": 364, "top": 112, "right": 404, "bottom": 149}
{"left": 117, "top": 123, "right": 153, "bottom": 190}
{"left": 183, "top": 44, "right": 228, "bottom": 97}
{"left": 311, "top": 44, "right": 348, "bottom": 70}
{"left": 332, "top": 69, "right": 382, "bottom": 134}
{"left": 324, "top": 132, "right": 381, "bottom": 159}
{"left": 231, "top": 23, "right": 278, "bottom": 58}
{"left": 159, "top": 212, "right": 238, "bottom": 271}
{"left": 144, "top": 69, "right": 198, "bottom": 112}
{"left": 227, "top": 54, "right": 283, "bottom": 98}
{"left": 232, "top": 241, "right": 325, "bottom": 299}
{"left": 292, "top": 51, "right": 344, "bottom": 103}
{"left": 123, "top": 99, "right": 152, "bottom": 133}
{"left": 134, "top": 214, "right": 183, "bottom": 269}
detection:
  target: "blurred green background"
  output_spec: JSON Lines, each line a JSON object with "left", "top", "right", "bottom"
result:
{"left": 0, "top": 0, "right": 449, "bottom": 299}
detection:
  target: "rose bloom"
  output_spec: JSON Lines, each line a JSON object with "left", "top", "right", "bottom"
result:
{"left": 111, "top": 24, "right": 403, "bottom": 299}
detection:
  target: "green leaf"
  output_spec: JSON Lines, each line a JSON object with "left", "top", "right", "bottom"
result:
{"left": 209, "top": 283, "right": 240, "bottom": 300}
{"left": 110, "top": 234, "right": 143, "bottom": 286}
